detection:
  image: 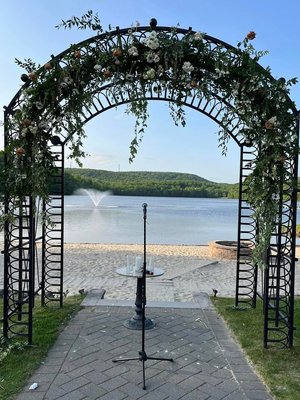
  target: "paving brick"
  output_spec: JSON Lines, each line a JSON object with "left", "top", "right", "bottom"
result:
{"left": 178, "top": 375, "right": 205, "bottom": 391}
{"left": 15, "top": 393, "right": 46, "bottom": 400}
{"left": 200, "top": 382, "right": 229, "bottom": 399}
{"left": 119, "top": 382, "right": 147, "bottom": 399}
{"left": 223, "top": 391, "right": 248, "bottom": 400}
{"left": 60, "top": 376, "right": 90, "bottom": 392}
{"left": 14, "top": 305, "right": 274, "bottom": 400}
{"left": 138, "top": 390, "right": 168, "bottom": 400}
{"left": 28, "top": 373, "right": 57, "bottom": 383}
{"left": 67, "top": 363, "right": 95, "bottom": 378}
{"left": 36, "top": 364, "right": 62, "bottom": 374}
{"left": 79, "top": 382, "right": 107, "bottom": 399}
{"left": 243, "top": 389, "right": 273, "bottom": 400}
{"left": 217, "top": 379, "right": 240, "bottom": 394}
{"left": 84, "top": 370, "right": 111, "bottom": 385}
{"left": 180, "top": 389, "right": 211, "bottom": 400}
{"left": 97, "top": 388, "right": 128, "bottom": 399}
{"left": 54, "top": 389, "right": 87, "bottom": 400}
{"left": 43, "top": 385, "right": 67, "bottom": 399}
{"left": 100, "top": 375, "right": 128, "bottom": 391}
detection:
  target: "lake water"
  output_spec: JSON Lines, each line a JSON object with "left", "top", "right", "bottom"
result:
{"left": 63, "top": 195, "right": 239, "bottom": 244}
{"left": 1, "top": 195, "right": 299, "bottom": 244}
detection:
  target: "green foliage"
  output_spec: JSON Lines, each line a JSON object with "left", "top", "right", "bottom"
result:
{"left": 55, "top": 9, "right": 103, "bottom": 32}
{"left": 64, "top": 168, "right": 237, "bottom": 198}
{"left": 214, "top": 297, "right": 300, "bottom": 400}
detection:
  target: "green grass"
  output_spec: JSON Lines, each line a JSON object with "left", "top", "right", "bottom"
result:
{"left": 0, "top": 296, "right": 83, "bottom": 400}
{"left": 213, "top": 297, "right": 300, "bottom": 400}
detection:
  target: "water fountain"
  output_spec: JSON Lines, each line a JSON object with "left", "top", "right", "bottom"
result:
{"left": 75, "top": 188, "right": 111, "bottom": 207}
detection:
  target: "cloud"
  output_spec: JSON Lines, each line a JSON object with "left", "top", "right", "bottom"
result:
{"left": 81, "top": 154, "right": 115, "bottom": 169}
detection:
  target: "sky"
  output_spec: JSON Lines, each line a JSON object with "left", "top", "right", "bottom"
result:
{"left": 0, "top": 0, "right": 299, "bottom": 183}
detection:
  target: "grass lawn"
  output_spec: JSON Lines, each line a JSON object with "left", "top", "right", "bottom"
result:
{"left": 213, "top": 297, "right": 300, "bottom": 400}
{"left": 0, "top": 295, "right": 83, "bottom": 400}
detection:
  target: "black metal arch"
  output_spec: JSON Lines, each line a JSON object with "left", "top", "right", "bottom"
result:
{"left": 67, "top": 82, "right": 244, "bottom": 145}
{"left": 2, "top": 24, "right": 299, "bottom": 348}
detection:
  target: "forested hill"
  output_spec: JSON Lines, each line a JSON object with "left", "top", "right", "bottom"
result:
{"left": 65, "top": 168, "right": 239, "bottom": 198}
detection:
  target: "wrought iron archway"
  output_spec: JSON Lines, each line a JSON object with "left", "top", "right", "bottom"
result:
{"left": 2, "top": 24, "right": 299, "bottom": 348}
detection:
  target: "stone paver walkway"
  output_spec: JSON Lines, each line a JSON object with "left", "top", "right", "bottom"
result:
{"left": 15, "top": 293, "right": 273, "bottom": 400}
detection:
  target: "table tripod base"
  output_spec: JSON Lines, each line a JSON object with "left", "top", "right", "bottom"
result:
{"left": 124, "top": 316, "right": 155, "bottom": 330}
{"left": 113, "top": 351, "right": 173, "bottom": 390}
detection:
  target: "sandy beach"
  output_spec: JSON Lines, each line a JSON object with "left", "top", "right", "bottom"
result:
{"left": 1, "top": 243, "right": 300, "bottom": 301}
{"left": 64, "top": 242, "right": 300, "bottom": 257}
{"left": 63, "top": 243, "right": 213, "bottom": 257}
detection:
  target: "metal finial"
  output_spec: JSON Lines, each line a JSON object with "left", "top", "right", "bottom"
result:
{"left": 21, "top": 74, "right": 29, "bottom": 82}
{"left": 149, "top": 18, "right": 157, "bottom": 28}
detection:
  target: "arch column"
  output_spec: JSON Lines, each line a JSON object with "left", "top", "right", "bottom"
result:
{"left": 41, "top": 140, "right": 65, "bottom": 307}
{"left": 235, "top": 144, "right": 258, "bottom": 308}
{"left": 3, "top": 195, "right": 36, "bottom": 344}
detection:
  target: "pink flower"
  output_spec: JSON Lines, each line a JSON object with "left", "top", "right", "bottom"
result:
{"left": 246, "top": 31, "right": 256, "bottom": 40}
{"left": 112, "top": 48, "right": 122, "bottom": 57}
{"left": 16, "top": 147, "right": 25, "bottom": 157}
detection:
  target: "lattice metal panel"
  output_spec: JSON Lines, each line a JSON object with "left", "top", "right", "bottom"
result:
{"left": 262, "top": 143, "right": 298, "bottom": 347}
{"left": 235, "top": 145, "right": 258, "bottom": 307}
{"left": 42, "top": 142, "right": 65, "bottom": 306}
{"left": 3, "top": 196, "right": 36, "bottom": 344}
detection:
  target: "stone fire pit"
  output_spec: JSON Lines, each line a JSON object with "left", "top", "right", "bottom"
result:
{"left": 208, "top": 240, "right": 251, "bottom": 260}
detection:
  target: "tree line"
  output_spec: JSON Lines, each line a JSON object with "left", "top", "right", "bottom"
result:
{"left": 64, "top": 168, "right": 240, "bottom": 198}
{"left": 0, "top": 151, "right": 245, "bottom": 200}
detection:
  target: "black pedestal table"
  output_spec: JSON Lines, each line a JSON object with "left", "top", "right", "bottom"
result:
{"left": 116, "top": 267, "right": 164, "bottom": 330}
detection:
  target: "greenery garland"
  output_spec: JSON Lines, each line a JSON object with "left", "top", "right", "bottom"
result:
{"left": 1, "top": 10, "right": 299, "bottom": 267}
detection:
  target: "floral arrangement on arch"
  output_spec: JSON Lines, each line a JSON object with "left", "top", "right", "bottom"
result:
{"left": 2, "top": 11, "right": 299, "bottom": 266}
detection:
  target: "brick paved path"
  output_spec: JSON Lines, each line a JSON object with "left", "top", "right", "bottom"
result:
{"left": 16, "top": 293, "right": 273, "bottom": 400}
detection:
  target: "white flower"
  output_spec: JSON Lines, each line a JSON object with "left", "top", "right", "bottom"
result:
{"left": 268, "top": 116, "right": 278, "bottom": 126}
{"left": 21, "top": 128, "right": 28, "bottom": 137}
{"left": 182, "top": 61, "right": 194, "bottom": 73}
{"left": 157, "top": 65, "right": 164, "bottom": 76}
{"left": 38, "top": 121, "right": 49, "bottom": 130}
{"left": 149, "top": 31, "right": 158, "bottom": 40}
{"left": 35, "top": 101, "right": 43, "bottom": 110}
{"left": 128, "top": 46, "right": 138, "bottom": 56}
{"left": 215, "top": 67, "right": 228, "bottom": 77}
{"left": 30, "top": 126, "right": 38, "bottom": 135}
{"left": 154, "top": 54, "right": 160, "bottom": 63}
{"left": 143, "top": 68, "right": 155, "bottom": 79}
{"left": 64, "top": 77, "right": 73, "bottom": 85}
{"left": 94, "top": 64, "right": 102, "bottom": 71}
{"left": 145, "top": 36, "right": 160, "bottom": 50}
{"left": 194, "top": 32, "right": 203, "bottom": 41}
{"left": 146, "top": 52, "right": 154, "bottom": 63}
{"left": 22, "top": 89, "right": 31, "bottom": 98}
